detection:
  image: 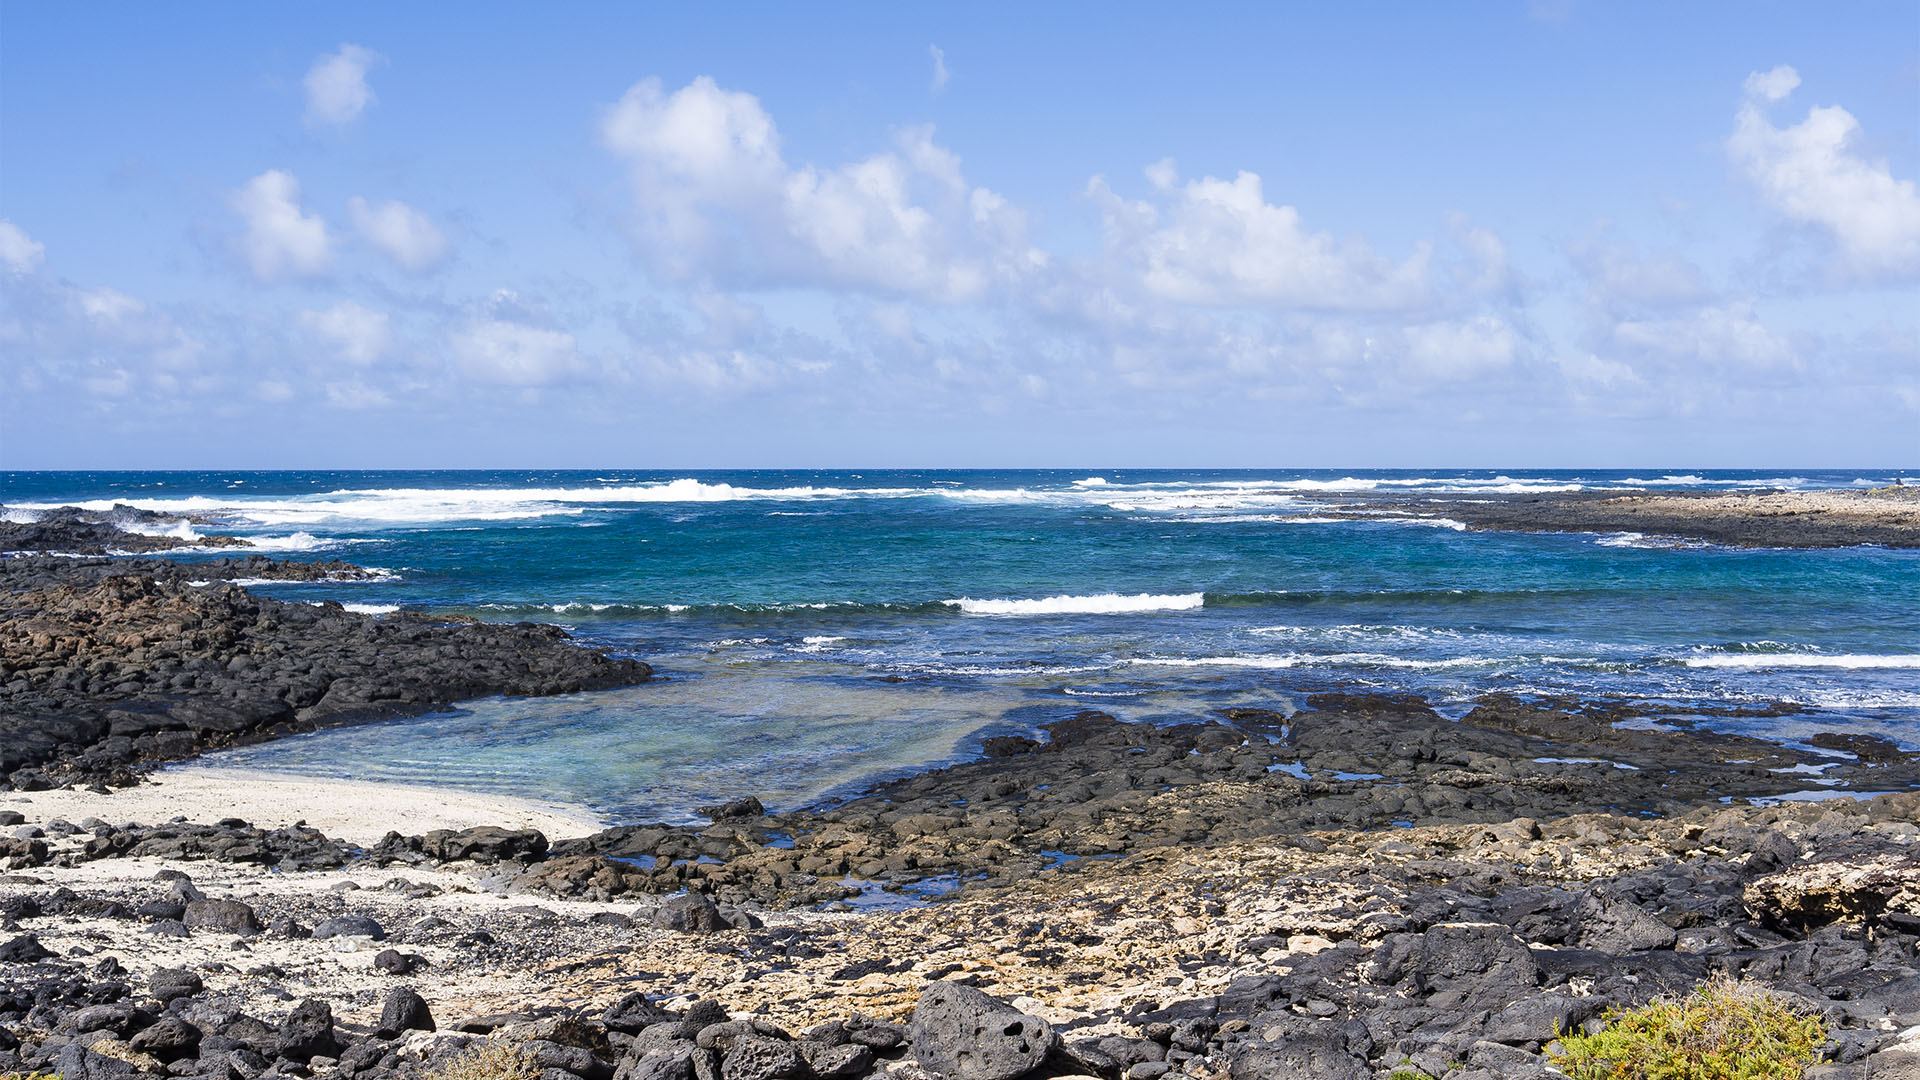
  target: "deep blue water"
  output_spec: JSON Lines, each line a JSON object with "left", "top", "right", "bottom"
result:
{"left": 5, "top": 469, "right": 1916, "bottom": 823}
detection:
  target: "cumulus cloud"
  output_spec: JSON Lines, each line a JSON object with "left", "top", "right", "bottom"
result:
{"left": 0, "top": 220, "right": 45, "bottom": 274}
{"left": 229, "top": 170, "right": 331, "bottom": 281}
{"left": 599, "top": 76, "right": 1041, "bottom": 300}
{"left": 1401, "top": 316, "right": 1518, "bottom": 380}
{"left": 304, "top": 44, "right": 381, "bottom": 127}
{"left": 347, "top": 197, "right": 449, "bottom": 272}
{"left": 1567, "top": 231, "right": 1711, "bottom": 312}
{"left": 453, "top": 318, "right": 578, "bottom": 385}
{"left": 1613, "top": 301, "right": 1797, "bottom": 372}
{"left": 1085, "top": 164, "right": 1430, "bottom": 309}
{"left": 299, "top": 300, "right": 389, "bottom": 364}
{"left": 929, "top": 45, "right": 949, "bottom": 93}
{"left": 1729, "top": 65, "right": 1920, "bottom": 278}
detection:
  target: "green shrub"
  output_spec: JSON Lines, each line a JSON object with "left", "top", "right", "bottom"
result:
{"left": 1549, "top": 977, "right": 1825, "bottom": 1080}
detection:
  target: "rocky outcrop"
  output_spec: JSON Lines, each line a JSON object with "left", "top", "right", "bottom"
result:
{"left": 0, "top": 554, "right": 653, "bottom": 787}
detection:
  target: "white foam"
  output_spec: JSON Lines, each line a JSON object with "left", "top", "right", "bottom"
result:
{"left": 802, "top": 636, "right": 848, "bottom": 645}
{"left": 241, "top": 532, "right": 344, "bottom": 552}
{"left": 120, "top": 518, "right": 204, "bottom": 542}
{"left": 1072, "top": 477, "right": 1109, "bottom": 487}
{"left": 1123, "top": 651, "right": 1506, "bottom": 671}
{"left": 341, "top": 603, "right": 400, "bottom": 615}
{"left": 944, "top": 592, "right": 1205, "bottom": 616}
{"left": 1686, "top": 653, "right": 1920, "bottom": 670}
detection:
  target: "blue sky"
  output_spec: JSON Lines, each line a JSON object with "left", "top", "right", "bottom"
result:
{"left": 2, "top": 2, "right": 1916, "bottom": 467}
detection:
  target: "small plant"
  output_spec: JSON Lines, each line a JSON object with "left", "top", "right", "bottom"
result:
{"left": 1549, "top": 977, "right": 1825, "bottom": 1080}
{"left": 426, "top": 1043, "right": 539, "bottom": 1080}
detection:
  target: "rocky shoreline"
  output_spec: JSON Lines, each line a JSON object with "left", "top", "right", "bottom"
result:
{"left": 1322, "top": 486, "right": 1920, "bottom": 549}
{"left": 3, "top": 509, "right": 1919, "bottom": 1078}
{"left": 0, "top": 512, "right": 655, "bottom": 791}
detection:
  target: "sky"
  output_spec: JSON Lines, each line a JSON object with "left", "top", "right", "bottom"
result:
{"left": 1, "top": 2, "right": 1917, "bottom": 468}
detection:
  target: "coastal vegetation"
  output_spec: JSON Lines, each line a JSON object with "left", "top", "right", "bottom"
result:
{"left": 1549, "top": 978, "right": 1825, "bottom": 1080}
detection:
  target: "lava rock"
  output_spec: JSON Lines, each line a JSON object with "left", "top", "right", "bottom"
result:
{"left": 376, "top": 987, "right": 436, "bottom": 1038}
{"left": 149, "top": 966, "right": 204, "bottom": 1002}
{"left": 311, "top": 914, "right": 385, "bottom": 940}
{"left": 276, "top": 998, "right": 339, "bottom": 1061}
{"left": 907, "top": 983, "right": 1057, "bottom": 1080}
{"left": 182, "top": 898, "right": 262, "bottom": 935}
{"left": 653, "top": 892, "right": 728, "bottom": 934}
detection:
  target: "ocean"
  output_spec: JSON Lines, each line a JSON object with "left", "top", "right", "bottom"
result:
{"left": 5, "top": 468, "right": 1916, "bottom": 823}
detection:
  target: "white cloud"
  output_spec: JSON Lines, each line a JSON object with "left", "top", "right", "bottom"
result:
{"left": 600, "top": 76, "right": 1040, "bottom": 301}
{"left": 347, "top": 196, "right": 449, "bottom": 272}
{"left": 929, "top": 45, "right": 949, "bottom": 93}
{"left": 453, "top": 319, "right": 578, "bottom": 385}
{"left": 256, "top": 380, "right": 294, "bottom": 403}
{"left": 325, "top": 380, "right": 391, "bottom": 409}
{"left": 1086, "top": 167, "right": 1430, "bottom": 309}
{"left": 299, "top": 300, "right": 389, "bottom": 364}
{"left": 1567, "top": 233, "right": 1710, "bottom": 311}
{"left": 304, "top": 44, "right": 381, "bottom": 127}
{"left": 1729, "top": 66, "right": 1920, "bottom": 278}
{"left": 229, "top": 170, "right": 331, "bottom": 281}
{"left": 1743, "top": 64, "right": 1800, "bottom": 103}
{"left": 1613, "top": 301, "right": 1797, "bottom": 372}
{"left": 1401, "top": 316, "right": 1517, "bottom": 380}
{"left": 0, "top": 220, "right": 45, "bottom": 274}
{"left": 1558, "top": 352, "right": 1641, "bottom": 389}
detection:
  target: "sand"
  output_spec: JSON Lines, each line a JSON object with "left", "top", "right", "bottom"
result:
{"left": 0, "top": 764, "right": 608, "bottom": 844}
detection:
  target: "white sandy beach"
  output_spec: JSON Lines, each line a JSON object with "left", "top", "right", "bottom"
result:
{"left": 0, "top": 765, "right": 608, "bottom": 844}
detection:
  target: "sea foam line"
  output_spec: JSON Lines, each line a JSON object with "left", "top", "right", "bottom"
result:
{"left": 1685, "top": 653, "right": 1920, "bottom": 670}
{"left": 943, "top": 592, "right": 1206, "bottom": 616}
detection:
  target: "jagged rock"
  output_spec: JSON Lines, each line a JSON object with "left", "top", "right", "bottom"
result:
{"left": 1573, "top": 891, "right": 1677, "bottom": 955}
{"left": 129, "top": 1016, "right": 202, "bottom": 1061}
{"left": 276, "top": 998, "right": 339, "bottom": 1061}
{"left": 719, "top": 1036, "right": 804, "bottom": 1080}
{"left": 0, "top": 933, "right": 55, "bottom": 962}
{"left": 1226, "top": 1036, "right": 1369, "bottom": 1080}
{"left": 907, "top": 983, "right": 1057, "bottom": 1080}
{"left": 1746, "top": 858, "right": 1920, "bottom": 935}
{"left": 604, "top": 992, "right": 676, "bottom": 1034}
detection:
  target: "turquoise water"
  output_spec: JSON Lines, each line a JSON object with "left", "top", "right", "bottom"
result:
{"left": 5, "top": 469, "right": 1916, "bottom": 822}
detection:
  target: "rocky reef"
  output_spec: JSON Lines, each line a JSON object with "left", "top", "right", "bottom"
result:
{"left": 0, "top": 515, "right": 654, "bottom": 790}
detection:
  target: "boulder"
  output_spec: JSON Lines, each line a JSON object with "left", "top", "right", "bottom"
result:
{"left": 604, "top": 991, "right": 676, "bottom": 1034}
{"left": 720, "top": 1036, "right": 805, "bottom": 1080}
{"left": 377, "top": 987, "right": 436, "bottom": 1037}
{"left": 149, "top": 966, "right": 204, "bottom": 1003}
{"left": 311, "top": 914, "right": 386, "bottom": 940}
{"left": 907, "top": 983, "right": 1057, "bottom": 1080}
{"left": 276, "top": 998, "right": 339, "bottom": 1061}
{"left": 182, "top": 898, "right": 262, "bottom": 935}
{"left": 0, "top": 933, "right": 55, "bottom": 962}
{"left": 653, "top": 891, "right": 729, "bottom": 934}
{"left": 129, "top": 1016, "right": 202, "bottom": 1061}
